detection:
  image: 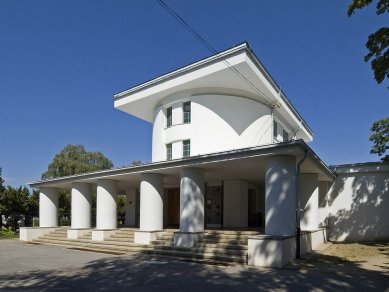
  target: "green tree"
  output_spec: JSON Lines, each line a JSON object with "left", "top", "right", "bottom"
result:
{"left": 348, "top": 0, "right": 388, "bottom": 84}
{"left": 369, "top": 118, "right": 389, "bottom": 160}
{"left": 42, "top": 144, "right": 113, "bottom": 179}
{"left": 0, "top": 186, "right": 30, "bottom": 230}
{"left": 41, "top": 145, "right": 113, "bottom": 216}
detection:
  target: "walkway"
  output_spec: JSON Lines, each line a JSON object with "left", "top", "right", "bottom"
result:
{"left": 0, "top": 239, "right": 388, "bottom": 291}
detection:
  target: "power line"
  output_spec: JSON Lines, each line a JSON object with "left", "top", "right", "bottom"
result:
{"left": 155, "top": 0, "right": 279, "bottom": 107}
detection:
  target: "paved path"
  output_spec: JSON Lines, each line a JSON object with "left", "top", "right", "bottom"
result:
{"left": 0, "top": 239, "right": 388, "bottom": 291}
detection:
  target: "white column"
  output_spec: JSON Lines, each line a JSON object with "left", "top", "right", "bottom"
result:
{"left": 300, "top": 174, "right": 319, "bottom": 230}
{"left": 140, "top": 173, "right": 164, "bottom": 231}
{"left": 71, "top": 182, "right": 92, "bottom": 229}
{"left": 39, "top": 187, "right": 59, "bottom": 227}
{"left": 96, "top": 179, "right": 118, "bottom": 230}
{"left": 179, "top": 168, "right": 205, "bottom": 232}
{"left": 125, "top": 189, "right": 136, "bottom": 227}
{"left": 265, "top": 156, "right": 297, "bottom": 236}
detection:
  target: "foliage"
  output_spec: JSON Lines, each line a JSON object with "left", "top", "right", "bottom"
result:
{"left": 0, "top": 168, "right": 5, "bottom": 194}
{"left": 0, "top": 227, "right": 16, "bottom": 239}
{"left": 369, "top": 118, "right": 389, "bottom": 160}
{"left": 41, "top": 144, "right": 113, "bottom": 179}
{"left": 117, "top": 195, "right": 126, "bottom": 214}
{"left": 348, "top": 0, "right": 389, "bottom": 84}
{"left": 0, "top": 186, "right": 30, "bottom": 230}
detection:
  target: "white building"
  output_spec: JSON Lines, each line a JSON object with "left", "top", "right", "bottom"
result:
{"left": 21, "top": 42, "right": 389, "bottom": 268}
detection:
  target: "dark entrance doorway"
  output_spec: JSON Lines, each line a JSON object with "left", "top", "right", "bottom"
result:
{"left": 167, "top": 188, "right": 180, "bottom": 227}
{"left": 205, "top": 185, "right": 223, "bottom": 227}
{"left": 248, "top": 188, "right": 261, "bottom": 227}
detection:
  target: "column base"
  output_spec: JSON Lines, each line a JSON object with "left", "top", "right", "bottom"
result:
{"left": 174, "top": 231, "right": 206, "bottom": 248}
{"left": 19, "top": 227, "right": 58, "bottom": 242}
{"left": 91, "top": 229, "right": 117, "bottom": 241}
{"left": 67, "top": 228, "right": 92, "bottom": 239}
{"left": 134, "top": 230, "right": 165, "bottom": 245}
{"left": 248, "top": 228, "right": 327, "bottom": 268}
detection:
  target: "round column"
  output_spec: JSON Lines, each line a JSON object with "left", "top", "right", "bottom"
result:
{"left": 39, "top": 187, "right": 59, "bottom": 227}
{"left": 96, "top": 179, "right": 118, "bottom": 229}
{"left": 140, "top": 173, "right": 164, "bottom": 231}
{"left": 71, "top": 182, "right": 92, "bottom": 229}
{"left": 265, "top": 156, "right": 297, "bottom": 236}
{"left": 180, "top": 168, "right": 205, "bottom": 232}
{"left": 300, "top": 173, "right": 319, "bottom": 230}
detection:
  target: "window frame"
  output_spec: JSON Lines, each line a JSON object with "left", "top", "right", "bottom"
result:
{"left": 166, "top": 143, "right": 172, "bottom": 161}
{"left": 183, "top": 101, "right": 191, "bottom": 124}
{"left": 166, "top": 106, "right": 172, "bottom": 128}
{"left": 283, "top": 130, "right": 289, "bottom": 142}
{"left": 273, "top": 121, "right": 278, "bottom": 140}
{"left": 182, "top": 139, "right": 190, "bottom": 158}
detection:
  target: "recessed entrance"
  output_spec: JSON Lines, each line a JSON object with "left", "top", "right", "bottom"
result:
{"left": 205, "top": 185, "right": 223, "bottom": 228}
{"left": 167, "top": 188, "right": 180, "bottom": 227}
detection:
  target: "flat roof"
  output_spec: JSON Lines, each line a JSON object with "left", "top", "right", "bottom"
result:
{"left": 113, "top": 42, "right": 313, "bottom": 139}
{"left": 29, "top": 140, "right": 334, "bottom": 190}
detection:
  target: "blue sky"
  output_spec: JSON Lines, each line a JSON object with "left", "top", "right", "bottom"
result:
{"left": 0, "top": 1, "right": 387, "bottom": 187}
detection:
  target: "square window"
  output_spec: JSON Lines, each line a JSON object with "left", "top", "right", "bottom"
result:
{"left": 273, "top": 121, "right": 278, "bottom": 140}
{"left": 182, "top": 140, "right": 190, "bottom": 158}
{"left": 166, "top": 143, "right": 172, "bottom": 160}
{"left": 283, "top": 130, "right": 289, "bottom": 142}
{"left": 183, "top": 102, "right": 191, "bottom": 123}
{"left": 166, "top": 107, "right": 172, "bottom": 127}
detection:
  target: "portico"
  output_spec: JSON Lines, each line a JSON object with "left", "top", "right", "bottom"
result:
{"left": 27, "top": 141, "right": 333, "bottom": 251}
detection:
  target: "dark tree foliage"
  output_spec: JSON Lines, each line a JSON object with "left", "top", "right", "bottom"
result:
{"left": 42, "top": 144, "right": 113, "bottom": 179}
{"left": 369, "top": 118, "right": 389, "bottom": 161}
{"left": 0, "top": 186, "right": 29, "bottom": 230}
{"left": 0, "top": 168, "right": 5, "bottom": 193}
{"left": 348, "top": 0, "right": 389, "bottom": 84}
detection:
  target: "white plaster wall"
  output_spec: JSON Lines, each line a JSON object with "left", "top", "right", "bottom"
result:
{"left": 152, "top": 93, "right": 273, "bottom": 162}
{"left": 223, "top": 180, "right": 248, "bottom": 227}
{"left": 328, "top": 164, "right": 389, "bottom": 242}
{"left": 300, "top": 174, "right": 319, "bottom": 230}
{"left": 96, "top": 180, "right": 118, "bottom": 230}
{"left": 71, "top": 182, "right": 92, "bottom": 229}
{"left": 318, "top": 181, "right": 330, "bottom": 228}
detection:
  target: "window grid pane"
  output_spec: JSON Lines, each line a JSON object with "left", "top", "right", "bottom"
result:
{"left": 166, "top": 143, "right": 172, "bottom": 160}
{"left": 273, "top": 121, "right": 278, "bottom": 139}
{"left": 167, "top": 107, "right": 172, "bottom": 127}
{"left": 283, "top": 130, "right": 289, "bottom": 142}
{"left": 183, "top": 140, "right": 190, "bottom": 158}
{"left": 183, "top": 102, "right": 191, "bottom": 123}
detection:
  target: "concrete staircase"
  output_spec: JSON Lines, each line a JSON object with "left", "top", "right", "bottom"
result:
{"left": 143, "top": 229, "right": 259, "bottom": 265}
{"left": 32, "top": 228, "right": 142, "bottom": 255}
{"left": 32, "top": 228, "right": 260, "bottom": 265}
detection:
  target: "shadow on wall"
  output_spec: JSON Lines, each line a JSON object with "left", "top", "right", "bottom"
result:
{"left": 328, "top": 169, "right": 389, "bottom": 242}
{"left": 0, "top": 249, "right": 387, "bottom": 291}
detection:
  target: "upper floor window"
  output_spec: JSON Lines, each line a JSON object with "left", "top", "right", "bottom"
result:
{"left": 283, "top": 130, "right": 289, "bottom": 142}
{"left": 183, "top": 140, "right": 190, "bottom": 158}
{"left": 166, "top": 143, "right": 172, "bottom": 160}
{"left": 183, "top": 102, "right": 191, "bottom": 123}
{"left": 273, "top": 121, "right": 278, "bottom": 140}
{"left": 166, "top": 107, "right": 172, "bottom": 127}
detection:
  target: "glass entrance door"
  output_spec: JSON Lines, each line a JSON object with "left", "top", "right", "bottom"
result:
{"left": 205, "top": 185, "right": 223, "bottom": 227}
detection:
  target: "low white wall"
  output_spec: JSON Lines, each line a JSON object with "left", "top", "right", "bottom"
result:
{"left": 328, "top": 162, "right": 389, "bottom": 242}
{"left": 248, "top": 229, "right": 326, "bottom": 268}
{"left": 20, "top": 227, "right": 57, "bottom": 242}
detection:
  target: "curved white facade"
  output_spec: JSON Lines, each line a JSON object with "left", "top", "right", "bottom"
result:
{"left": 152, "top": 93, "right": 275, "bottom": 162}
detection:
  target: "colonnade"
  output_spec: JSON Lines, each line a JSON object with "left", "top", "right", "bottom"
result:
{"left": 39, "top": 156, "right": 326, "bottom": 244}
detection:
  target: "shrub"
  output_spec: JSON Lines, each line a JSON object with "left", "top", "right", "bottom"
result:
{"left": 0, "top": 227, "right": 16, "bottom": 239}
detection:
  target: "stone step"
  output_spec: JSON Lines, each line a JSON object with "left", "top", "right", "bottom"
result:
{"left": 142, "top": 248, "right": 246, "bottom": 264}
{"left": 149, "top": 244, "right": 247, "bottom": 256}
{"left": 33, "top": 238, "right": 149, "bottom": 252}
{"left": 199, "top": 238, "right": 248, "bottom": 245}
